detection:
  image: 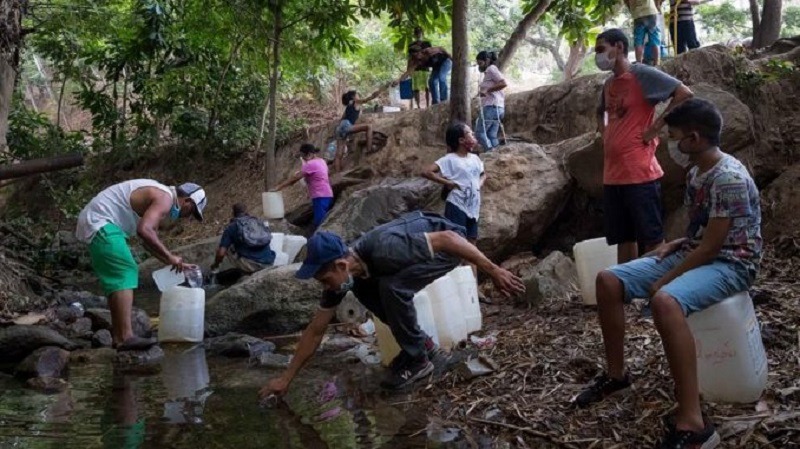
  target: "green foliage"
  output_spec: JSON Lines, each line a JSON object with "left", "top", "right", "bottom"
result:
{"left": 5, "top": 95, "right": 88, "bottom": 164}
{"left": 696, "top": 2, "right": 750, "bottom": 43}
{"left": 546, "top": 0, "right": 617, "bottom": 47}
{"left": 783, "top": 6, "right": 800, "bottom": 38}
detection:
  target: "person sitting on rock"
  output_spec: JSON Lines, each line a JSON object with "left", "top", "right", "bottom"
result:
{"left": 334, "top": 89, "right": 383, "bottom": 173}
{"left": 258, "top": 211, "right": 524, "bottom": 395}
{"left": 575, "top": 98, "right": 762, "bottom": 449}
{"left": 271, "top": 143, "right": 334, "bottom": 229}
{"left": 75, "top": 180, "right": 207, "bottom": 351}
{"left": 211, "top": 203, "right": 275, "bottom": 274}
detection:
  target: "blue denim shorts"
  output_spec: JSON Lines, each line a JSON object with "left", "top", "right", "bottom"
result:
{"left": 336, "top": 119, "right": 353, "bottom": 139}
{"left": 633, "top": 15, "right": 661, "bottom": 47}
{"left": 608, "top": 252, "right": 752, "bottom": 316}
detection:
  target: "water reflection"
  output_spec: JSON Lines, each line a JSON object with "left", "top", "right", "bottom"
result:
{"left": 161, "top": 345, "right": 212, "bottom": 425}
{"left": 102, "top": 372, "right": 145, "bottom": 449}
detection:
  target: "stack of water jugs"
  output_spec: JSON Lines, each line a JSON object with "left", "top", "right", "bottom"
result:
{"left": 373, "top": 266, "right": 482, "bottom": 365}
{"left": 573, "top": 237, "right": 768, "bottom": 403}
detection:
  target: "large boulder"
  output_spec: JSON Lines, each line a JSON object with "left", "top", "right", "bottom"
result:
{"left": 204, "top": 333, "right": 276, "bottom": 358}
{"left": 517, "top": 251, "right": 579, "bottom": 307}
{"left": 138, "top": 237, "right": 223, "bottom": 287}
{"left": 15, "top": 346, "right": 70, "bottom": 380}
{"left": 204, "top": 263, "right": 320, "bottom": 336}
{"left": 320, "top": 178, "right": 442, "bottom": 242}
{"left": 690, "top": 83, "right": 755, "bottom": 154}
{"left": 0, "top": 325, "right": 79, "bottom": 363}
{"left": 761, "top": 164, "right": 800, "bottom": 240}
{"left": 478, "top": 143, "right": 572, "bottom": 259}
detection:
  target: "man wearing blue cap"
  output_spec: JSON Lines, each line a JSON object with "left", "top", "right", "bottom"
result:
{"left": 76, "top": 179, "right": 207, "bottom": 351}
{"left": 258, "top": 211, "right": 524, "bottom": 393}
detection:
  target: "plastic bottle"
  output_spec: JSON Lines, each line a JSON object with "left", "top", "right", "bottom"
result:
{"left": 185, "top": 266, "right": 203, "bottom": 288}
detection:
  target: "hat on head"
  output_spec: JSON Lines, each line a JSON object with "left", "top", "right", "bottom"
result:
{"left": 295, "top": 232, "right": 348, "bottom": 280}
{"left": 178, "top": 182, "right": 207, "bottom": 221}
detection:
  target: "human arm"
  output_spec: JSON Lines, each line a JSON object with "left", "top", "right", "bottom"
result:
{"left": 136, "top": 191, "right": 186, "bottom": 271}
{"left": 643, "top": 83, "right": 693, "bottom": 142}
{"left": 357, "top": 88, "right": 383, "bottom": 104}
{"left": 258, "top": 308, "right": 335, "bottom": 398}
{"left": 426, "top": 231, "right": 525, "bottom": 297}
{"left": 271, "top": 171, "right": 303, "bottom": 191}
{"left": 650, "top": 218, "right": 730, "bottom": 294}
{"left": 393, "top": 59, "right": 419, "bottom": 86}
{"left": 421, "top": 162, "right": 458, "bottom": 190}
{"left": 479, "top": 171, "right": 486, "bottom": 189}
{"left": 210, "top": 247, "right": 227, "bottom": 270}
{"left": 597, "top": 82, "right": 607, "bottom": 135}
{"left": 480, "top": 66, "right": 507, "bottom": 96}
{"left": 634, "top": 65, "right": 694, "bottom": 142}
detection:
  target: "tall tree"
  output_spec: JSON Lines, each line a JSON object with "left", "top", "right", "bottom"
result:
{"left": 450, "top": 0, "right": 470, "bottom": 124}
{"left": 750, "top": 0, "right": 783, "bottom": 48}
{"left": 0, "top": 0, "right": 25, "bottom": 157}
{"left": 496, "top": 0, "right": 553, "bottom": 72}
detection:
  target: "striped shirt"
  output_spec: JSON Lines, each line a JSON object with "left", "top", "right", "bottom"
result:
{"left": 670, "top": 0, "right": 695, "bottom": 22}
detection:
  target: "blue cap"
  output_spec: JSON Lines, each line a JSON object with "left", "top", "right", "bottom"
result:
{"left": 295, "top": 232, "right": 348, "bottom": 279}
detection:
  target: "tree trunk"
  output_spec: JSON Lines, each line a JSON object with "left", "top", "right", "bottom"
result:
{"left": 1, "top": 0, "right": 24, "bottom": 157}
{"left": 753, "top": 0, "right": 783, "bottom": 49}
{"left": 264, "top": 2, "right": 282, "bottom": 191}
{"left": 748, "top": 0, "right": 761, "bottom": 38}
{"left": 496, "top": 0, "right": 553, "bottom": 72}
{"left": 56, "top": 75, "right": 67, "bottom": 130}
{"left": 524, "top": 37, "right": 565, "bottom": 71}
{"left": 450, "top": 0, "right": 470, "bottom": 124}
{"left": 563, "top": 42, "right": 588, "bottom": 81}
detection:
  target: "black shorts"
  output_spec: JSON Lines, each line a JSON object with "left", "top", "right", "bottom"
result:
{"left": 603, "top": 180, "right": 664, "bottom": 246}
{"left": 444, "top": 202, "right": 478, "bottom": 240}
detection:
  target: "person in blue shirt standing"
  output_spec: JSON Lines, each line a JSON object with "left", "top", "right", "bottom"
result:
{"left": 211, "top": 203, "right": 275, "bottom": 274}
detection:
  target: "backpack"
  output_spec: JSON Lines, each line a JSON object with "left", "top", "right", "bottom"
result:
{"left": 234, "top": 215, "right": 272, "bottom": 247}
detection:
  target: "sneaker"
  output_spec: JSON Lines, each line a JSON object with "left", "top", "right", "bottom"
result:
{"left": 657, "top": 420, "right": 720, "bottom": 449}
{"left": 574, "top": 372, "right": 632, "bottom": 407}
{"left": 380, "top": 357, "right": 434, "bottom": 390}
{"left": 389, "top": 337, "right": 439, "bottom": 371}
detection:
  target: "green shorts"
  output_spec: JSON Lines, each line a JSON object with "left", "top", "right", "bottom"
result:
{"left": 89, "top": 223, "right": 139, "bottom": 296}
{"left": 411, "top": 70, "right": 429, "bottom": 91}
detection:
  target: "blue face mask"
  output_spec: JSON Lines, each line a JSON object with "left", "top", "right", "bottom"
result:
{"left": 337, "top": 274, "right": 354, "bottom": 294}
{"left": 169, "top": 204, "right": 181, "bottom": 221}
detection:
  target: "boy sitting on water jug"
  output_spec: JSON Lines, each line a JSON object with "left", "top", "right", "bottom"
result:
{"left": 258, "top": 211, "right": 524, "bottom": 394}
{"left": 574, "top": 98, "right": 762, "bottom": 449}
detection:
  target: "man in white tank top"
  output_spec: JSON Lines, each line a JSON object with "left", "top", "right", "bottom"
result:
{"left": 75, "top": 179, "right": 207, "bottom": 351}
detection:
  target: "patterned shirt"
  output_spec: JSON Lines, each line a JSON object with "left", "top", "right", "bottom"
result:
{"left": 681, "top": 154, "right": 762, "bottom": 278}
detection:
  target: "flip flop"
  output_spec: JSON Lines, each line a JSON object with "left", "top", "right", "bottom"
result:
{"left": 115, "top": 336, "right": 158, "bottom": 351}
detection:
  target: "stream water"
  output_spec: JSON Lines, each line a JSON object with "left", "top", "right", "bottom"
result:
{"left": 0, "top": 285, "right": 470, "bottom": 449}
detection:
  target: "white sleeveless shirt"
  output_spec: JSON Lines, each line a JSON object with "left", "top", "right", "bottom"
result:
{"left": 75, "top": 179, "right": 173, "bottom": 243}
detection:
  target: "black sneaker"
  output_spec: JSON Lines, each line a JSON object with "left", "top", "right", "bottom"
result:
{"left": 574, "top": 372, "right": 632, "bottom": 407}
{"left": 657, "top": 419, "right": 720, "bottom": 449}
{"left": 388, "top": 337, "right": 439, "bottom": 371}
{"left": 380, "top": 357, "right": 434, "bottom": 390}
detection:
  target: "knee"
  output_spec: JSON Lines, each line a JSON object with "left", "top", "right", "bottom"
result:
{"left": 596, "top": 270, "right": 621, "bottom": 303}
{"left": 651, "top": 292, "right": 683, "bottom": 321}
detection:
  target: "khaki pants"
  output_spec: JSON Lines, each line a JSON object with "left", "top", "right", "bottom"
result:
{"left": 226, "top": 252, "right": 269, "bottom": 274}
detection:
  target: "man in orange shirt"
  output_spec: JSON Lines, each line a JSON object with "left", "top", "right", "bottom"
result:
{"left": 594, "top": 29, "right": 693, "bottom": 264}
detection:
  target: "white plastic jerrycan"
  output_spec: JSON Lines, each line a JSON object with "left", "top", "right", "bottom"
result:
{"left": 152, "top": 266, "right": 186, "bottom": 292}
{"left": 269, "top": 232, "right": 285, "bottom": 254}
{"left": 573, "top": 237, "right": 618, "bottom": 305}
{"left": 373, "top": 290, "right": 439, "bottom": 366}
{"left": 427, "top": 275, "right": 468, "bottom": 350}
{"left": 449, "top": 266, "right": 482, "bottom": 333}
{"left": 283, "top": 235, "right": 307, "bottom": 263}
{"left": 687, "top": 291, "right": 768, "bottom": 403}
{"left": 262, "top": 191, "right": 284, "bottom": 219}
{"left": 272, "top": 251, "right": 289, "bottom": 267}
{"left": 159, "top": 286, "right": 206, "bottom": 343}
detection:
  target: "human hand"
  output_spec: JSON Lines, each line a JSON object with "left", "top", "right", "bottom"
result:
{"left": 651, "top": 239, "right": 687, "bottom": 262}
{"left": 489, "top": 266, "right": 526, "bottom": 297}
{"left": 168, "top": 255, "right": 184, "bottom": 273}
{"left": 642, "top": 125, "right": 660, "bottom": 143}
{"left": 259, "top": 376, "right": 290, "bottom": 399}
{"left": 446, "top": 180, "right": 460, "bottom": 190}
{"left": 391, "top": 80, "right": 399, "bottom": 87}
{"left": 649, "top": 278, "right": 667, "bottom": 297}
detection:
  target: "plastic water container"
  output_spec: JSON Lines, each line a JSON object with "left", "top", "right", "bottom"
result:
{"left": 161, "top": 345, "right": 211, "bottom": 424}
{"left": 573, "top": 238, "right": 618, "bottom": 305}
{"left": 688, "top": 291, "right": 768, "bottom": 403}
{"left": 273, "top": 251, "right": 289, "bottom": 267}
{"left": 262, "top": 191, "right": 285, "bottom": 219}
{"left": 153, "top": 266, "right": 186, "bottom": 292}
{"left": 449, "top": 266, "right": 482, "bottom": 333}
{"left": 283, "top": 235, "right": 307, "bottom": 263}
{"left": 158, "top": 286, "right": 206, "bottom": 343}
{"left": 270, "top": 232, "right": 285, "bottom": 254}
{"left": 427, "top": 275, "right": 468, "bottom": 350}
{"left": 373, "top": 290, "right": 439, "bottom": 366}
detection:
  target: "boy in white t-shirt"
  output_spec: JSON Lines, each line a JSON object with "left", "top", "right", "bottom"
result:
{"left": 421, "top": 122, "right": 485, "bottom": 242}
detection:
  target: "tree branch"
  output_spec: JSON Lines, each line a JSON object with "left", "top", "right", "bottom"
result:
{"left": 496, "top": 0, "right": 554, "bottom": 72}
{"left": 524, "top": 36, "right": 565, "bottom": 71}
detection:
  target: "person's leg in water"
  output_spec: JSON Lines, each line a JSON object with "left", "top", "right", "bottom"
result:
{"left": 109, "top": 289, "right": 135, "bottom": 346}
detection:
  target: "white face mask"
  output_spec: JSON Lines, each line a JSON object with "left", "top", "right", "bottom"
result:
{"left": 595, "top": 51, "right": 615, "bottom": 71}
{"left": 668, "top": 140, "right": 691, "bottom": 168}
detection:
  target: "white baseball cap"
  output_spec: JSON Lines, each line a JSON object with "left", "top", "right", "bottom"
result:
{"left": 178, "top": 182, "right": 207, "bottom": 221}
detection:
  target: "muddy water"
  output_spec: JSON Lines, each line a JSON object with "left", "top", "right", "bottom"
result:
{"left": 0, "top": 282, "right": 464, "bottom": 448}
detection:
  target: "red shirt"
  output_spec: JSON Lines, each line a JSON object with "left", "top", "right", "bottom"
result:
{"left": 601, "top": 64, "right": 681, "bottom": 185}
